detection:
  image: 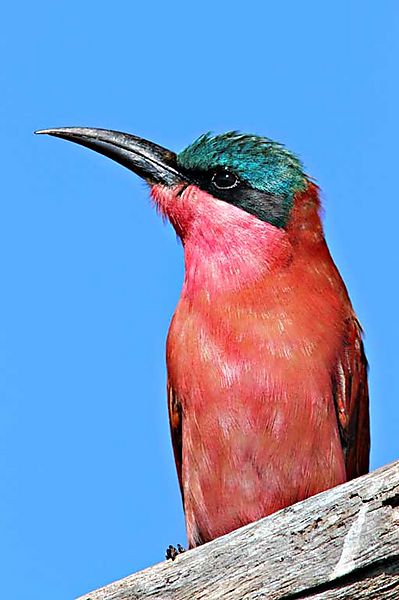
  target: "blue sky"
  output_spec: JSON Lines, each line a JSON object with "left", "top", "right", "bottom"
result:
{"left": 1, "top": 2, "right": 398, "bottom": 599}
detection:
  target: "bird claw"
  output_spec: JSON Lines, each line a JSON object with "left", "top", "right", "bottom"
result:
{"left": 165, "top": 543, "right": 186, "bottom": 561}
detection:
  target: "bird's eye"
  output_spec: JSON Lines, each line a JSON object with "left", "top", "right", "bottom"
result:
{"left": 211, "top": 169, "right": 239, "bottom": 189}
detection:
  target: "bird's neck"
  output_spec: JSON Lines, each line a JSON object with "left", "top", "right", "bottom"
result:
{"left": 181, "top": 202, "right": 291, "bottom": 300}
{"left": 151, "top": 182, "right": 323, "bottom": 302}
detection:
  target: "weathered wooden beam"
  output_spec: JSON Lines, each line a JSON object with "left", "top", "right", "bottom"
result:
{"left": 77, "top": 460, "right": 399, "bottom": 599}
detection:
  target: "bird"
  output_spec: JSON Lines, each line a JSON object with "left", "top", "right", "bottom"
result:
{"left": 36, "top": 127, "right": 370, "bottom": 549}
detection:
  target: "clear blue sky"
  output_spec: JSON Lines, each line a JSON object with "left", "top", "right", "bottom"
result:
{"left": 1, "top": 2, "right": 398, "bottom": 599}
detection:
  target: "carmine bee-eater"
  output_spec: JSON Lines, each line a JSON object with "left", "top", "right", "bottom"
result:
{"left": 36, "top": 127, "right": 370, "bottom": 549}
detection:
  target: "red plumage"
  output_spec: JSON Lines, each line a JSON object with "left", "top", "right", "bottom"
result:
{"left": 152, "top": 180, "right": 369, "bottom": 548}
{"left": 37, "top": 125, "right": 370, "bottom": 550}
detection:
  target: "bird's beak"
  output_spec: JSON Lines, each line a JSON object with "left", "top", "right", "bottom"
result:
{"left": 35, "top": 127, "right": 189, "bottom": 187}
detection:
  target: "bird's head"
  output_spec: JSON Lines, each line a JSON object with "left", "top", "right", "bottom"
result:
{"left": 175, "top": 131, "right": 306, "bottom": 228}
{"left": 36, "top": 127, "right": 323, "bottom": 290}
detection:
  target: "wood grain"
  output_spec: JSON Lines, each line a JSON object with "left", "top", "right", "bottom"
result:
{"left": 77, "top": 461, "right": 399, "bottom": 599}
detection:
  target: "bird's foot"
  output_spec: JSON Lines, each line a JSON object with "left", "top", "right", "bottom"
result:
{"left": 165, "top": 544, "right": 186, "bottom": 561}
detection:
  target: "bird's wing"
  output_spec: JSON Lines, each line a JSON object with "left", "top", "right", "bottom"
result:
{"left": 333, "top": 316, "right": 370, "bottom": 480}
{"left": 167, "top": 381, "right": 184, "bottom": 498}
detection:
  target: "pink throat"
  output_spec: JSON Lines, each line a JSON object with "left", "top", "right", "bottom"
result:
{"left": 151, "top": 184, "right": 291, "bottom": 297}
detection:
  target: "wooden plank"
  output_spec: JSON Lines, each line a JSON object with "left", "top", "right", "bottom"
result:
{"left": 77, "top": 460, "right": 399, "bottom": 599}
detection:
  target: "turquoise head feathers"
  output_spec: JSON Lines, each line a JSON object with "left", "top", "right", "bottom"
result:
{"left": 177, "top": 132, "right": 307, "bottom": 228}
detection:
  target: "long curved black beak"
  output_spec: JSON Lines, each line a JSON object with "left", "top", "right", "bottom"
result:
{"left": 35, "top": 127, "right": 189, "bottom": 187}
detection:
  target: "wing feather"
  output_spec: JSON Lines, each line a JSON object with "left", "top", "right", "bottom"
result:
{"left": 333, "top": 316, "right": 370, "bottom": 479}
{"left": 167, "top": 382, "right": 184, "bottom": 498}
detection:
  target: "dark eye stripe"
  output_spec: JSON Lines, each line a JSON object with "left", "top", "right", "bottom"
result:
{"left": 178, "top": 166, "right": 291, "bottom": 228}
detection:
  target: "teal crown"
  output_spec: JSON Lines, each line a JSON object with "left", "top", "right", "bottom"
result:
{"left": 177, "top": 131, "right": 307, "bottom": 201}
